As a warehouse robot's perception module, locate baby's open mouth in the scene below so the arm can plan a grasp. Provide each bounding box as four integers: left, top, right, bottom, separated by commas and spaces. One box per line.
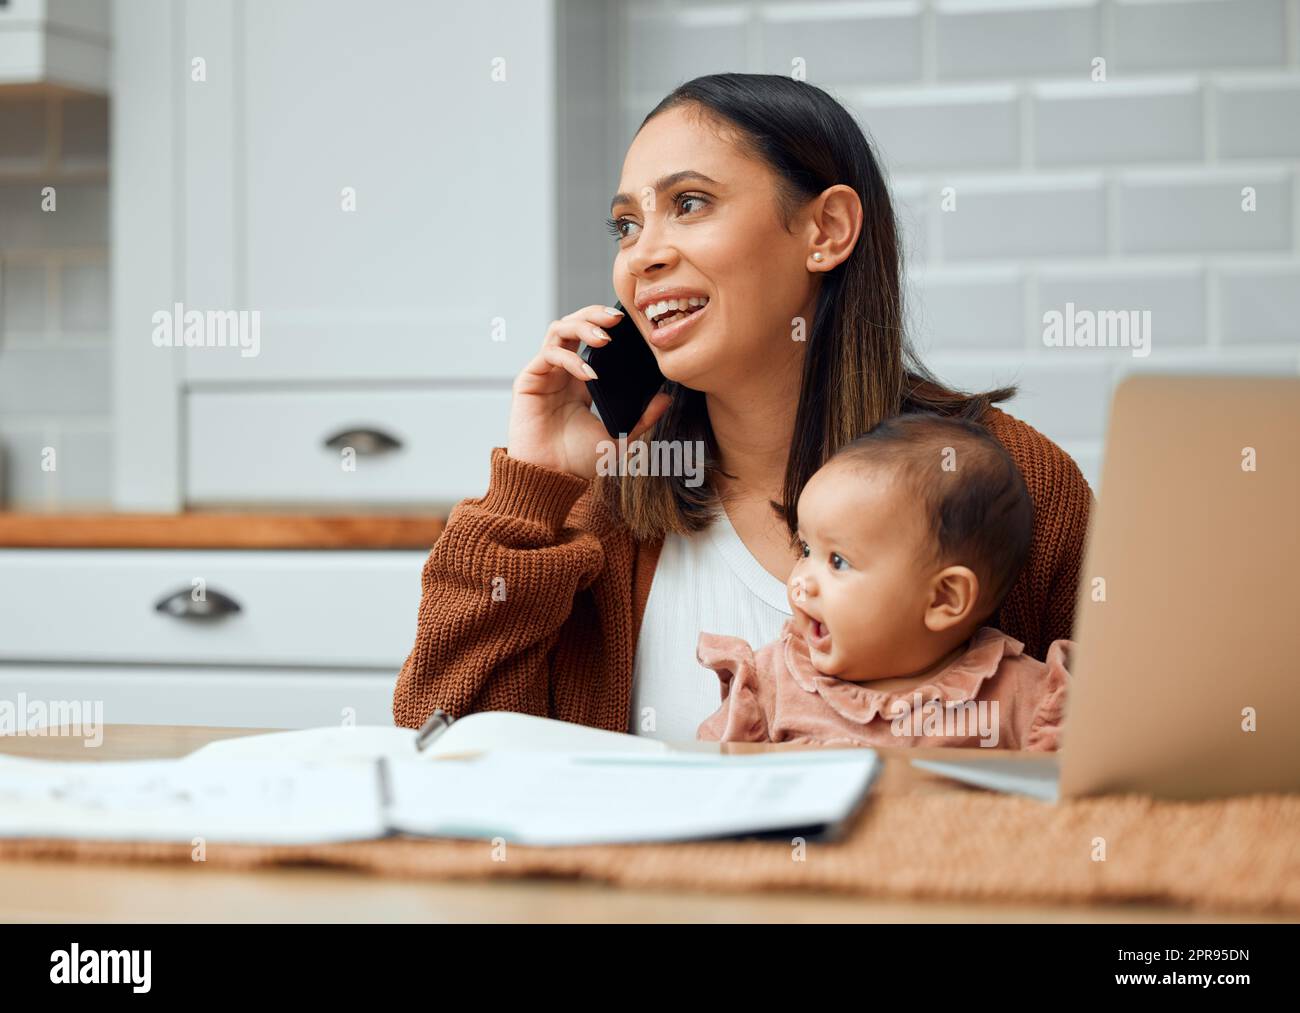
800, 618, 832, 650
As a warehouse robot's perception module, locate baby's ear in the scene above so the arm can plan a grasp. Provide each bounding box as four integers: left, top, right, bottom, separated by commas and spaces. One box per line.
923, 565, 980, 633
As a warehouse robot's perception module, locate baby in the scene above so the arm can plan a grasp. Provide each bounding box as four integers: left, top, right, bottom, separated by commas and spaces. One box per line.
696, 412, 1072, 750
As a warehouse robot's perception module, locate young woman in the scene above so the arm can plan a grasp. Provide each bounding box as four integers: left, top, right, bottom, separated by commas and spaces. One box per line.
393, 74, 1092, 741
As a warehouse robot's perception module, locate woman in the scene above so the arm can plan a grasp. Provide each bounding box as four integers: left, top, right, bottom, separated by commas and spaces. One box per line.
393, 74, 1092, 740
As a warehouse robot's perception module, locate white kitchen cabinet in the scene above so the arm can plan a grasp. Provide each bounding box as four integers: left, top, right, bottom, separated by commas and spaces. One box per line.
0, 664, 399, 728
14, 1, 628, 729
178, 0, 557, 385
0, 548, 427, 668
112, 0, 620, 510
185, 387, 511, 508
0, 546, 427, 727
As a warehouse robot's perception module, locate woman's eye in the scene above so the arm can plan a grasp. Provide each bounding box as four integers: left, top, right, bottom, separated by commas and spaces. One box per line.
677, 193, 708, 215
606, 195, 707, 241
604, 216, 638, 241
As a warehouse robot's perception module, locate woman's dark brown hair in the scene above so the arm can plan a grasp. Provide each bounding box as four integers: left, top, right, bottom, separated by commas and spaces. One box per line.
599, 72, 1015, 541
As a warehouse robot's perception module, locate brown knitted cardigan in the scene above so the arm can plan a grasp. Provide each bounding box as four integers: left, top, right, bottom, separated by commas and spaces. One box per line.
392, 406, 1094, 732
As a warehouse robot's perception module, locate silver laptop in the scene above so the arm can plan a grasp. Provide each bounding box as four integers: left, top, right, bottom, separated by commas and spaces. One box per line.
913, 374, 1300, 801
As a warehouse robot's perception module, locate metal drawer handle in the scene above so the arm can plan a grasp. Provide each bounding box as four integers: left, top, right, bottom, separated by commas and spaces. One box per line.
322, 427, 403, 455
154, 587, 242, 619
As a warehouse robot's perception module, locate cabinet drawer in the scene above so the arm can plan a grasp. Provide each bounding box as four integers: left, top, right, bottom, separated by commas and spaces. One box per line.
0, 664, 398, 729
186, 387, 511, 506
0, 549, 427, 668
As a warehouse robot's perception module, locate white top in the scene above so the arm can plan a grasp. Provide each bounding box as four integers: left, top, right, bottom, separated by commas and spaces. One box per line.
628, 507, 793, 743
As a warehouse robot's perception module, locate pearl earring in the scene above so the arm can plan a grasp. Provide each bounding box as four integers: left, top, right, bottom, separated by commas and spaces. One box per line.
811, 252, 824, 262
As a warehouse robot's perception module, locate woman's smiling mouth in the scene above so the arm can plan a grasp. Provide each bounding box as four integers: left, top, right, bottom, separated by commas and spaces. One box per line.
645, 296, 710, 347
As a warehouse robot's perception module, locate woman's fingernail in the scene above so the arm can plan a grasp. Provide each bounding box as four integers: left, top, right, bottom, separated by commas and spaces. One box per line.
582, 364, 598, 379
604, 306, 623, 316
590, 326, 608, 342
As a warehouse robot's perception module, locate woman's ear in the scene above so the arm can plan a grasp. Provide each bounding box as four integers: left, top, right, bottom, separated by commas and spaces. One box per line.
922, 565, 980, 634
807, 184, 862, 269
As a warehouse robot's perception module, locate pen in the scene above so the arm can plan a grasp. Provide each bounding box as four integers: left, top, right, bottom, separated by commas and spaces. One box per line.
414, 708, 454, 752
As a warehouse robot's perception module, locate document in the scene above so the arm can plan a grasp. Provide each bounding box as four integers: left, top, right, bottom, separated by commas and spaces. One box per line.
0, 713, 881, 846
384, 749, 880, 845
0, 755, 384, 844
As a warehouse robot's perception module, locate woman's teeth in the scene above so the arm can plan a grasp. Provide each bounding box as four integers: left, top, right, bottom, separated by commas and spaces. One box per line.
648, 296, 708, 327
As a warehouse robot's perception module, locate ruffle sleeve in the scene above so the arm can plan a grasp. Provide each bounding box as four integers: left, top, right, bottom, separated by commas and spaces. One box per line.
695, 631, 770, 743
1024, 638, 1075, 752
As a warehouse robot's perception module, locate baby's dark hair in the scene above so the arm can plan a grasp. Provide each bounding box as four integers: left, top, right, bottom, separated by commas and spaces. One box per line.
828, 412, 1035, 621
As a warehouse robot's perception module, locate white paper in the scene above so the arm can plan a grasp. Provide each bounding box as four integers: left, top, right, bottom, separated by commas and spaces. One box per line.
0, 755, 386, 844
427, 712, 671, 757
0, 741, 880, 847
182, 713, 672, 768
384, 748, 881, 845
183, 725, 421, 766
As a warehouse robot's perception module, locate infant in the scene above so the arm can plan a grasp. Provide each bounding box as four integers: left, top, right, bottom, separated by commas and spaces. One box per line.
696, 412, 1072, 750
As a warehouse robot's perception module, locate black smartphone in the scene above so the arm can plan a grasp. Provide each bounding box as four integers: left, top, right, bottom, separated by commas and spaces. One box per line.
579, 300, 667, 439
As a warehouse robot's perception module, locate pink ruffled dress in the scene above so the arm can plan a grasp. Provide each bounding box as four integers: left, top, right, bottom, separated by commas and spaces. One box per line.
696, 618, 1072, 750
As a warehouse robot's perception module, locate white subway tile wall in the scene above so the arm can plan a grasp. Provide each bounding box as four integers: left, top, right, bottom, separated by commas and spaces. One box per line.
1113, 0, 1288, 71
0, 92, 111, 509
622, 0, 1300, 491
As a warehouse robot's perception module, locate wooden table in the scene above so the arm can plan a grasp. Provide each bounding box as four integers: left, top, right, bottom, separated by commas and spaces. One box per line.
0, 725, 1279, 923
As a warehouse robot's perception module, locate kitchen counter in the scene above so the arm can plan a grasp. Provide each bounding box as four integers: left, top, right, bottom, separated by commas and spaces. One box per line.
0, 513, 445, 549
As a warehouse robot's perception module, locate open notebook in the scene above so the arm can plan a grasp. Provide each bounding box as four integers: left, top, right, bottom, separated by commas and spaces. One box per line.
0, 713, 881, 847
182, 710, 675, 765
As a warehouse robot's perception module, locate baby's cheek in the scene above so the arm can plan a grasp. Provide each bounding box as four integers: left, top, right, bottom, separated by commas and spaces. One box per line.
838, 618, 889, 676
830, 588, 870, 636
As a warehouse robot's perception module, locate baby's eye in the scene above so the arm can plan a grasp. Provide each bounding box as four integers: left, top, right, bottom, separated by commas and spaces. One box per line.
798, 540, 810, 558
830, 552, 849, 571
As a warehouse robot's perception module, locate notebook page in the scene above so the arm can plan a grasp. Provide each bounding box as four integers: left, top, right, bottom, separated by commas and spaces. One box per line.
0, 755, 386, 844
183, 725, 420, 766
384, 749, 880, 845
182, 713, 672, 767
427, 712, 672, 756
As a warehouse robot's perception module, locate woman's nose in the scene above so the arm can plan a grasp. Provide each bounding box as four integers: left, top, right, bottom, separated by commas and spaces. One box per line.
625, 219, 678, 277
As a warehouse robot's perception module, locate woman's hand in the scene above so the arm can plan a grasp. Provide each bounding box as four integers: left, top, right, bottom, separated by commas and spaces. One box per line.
506, 304, 673, 479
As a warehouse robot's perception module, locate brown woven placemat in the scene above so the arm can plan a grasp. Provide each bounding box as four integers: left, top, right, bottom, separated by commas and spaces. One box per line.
2, 791, 1297, 914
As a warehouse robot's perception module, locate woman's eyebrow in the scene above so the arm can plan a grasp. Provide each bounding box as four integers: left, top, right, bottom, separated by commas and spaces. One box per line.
609, 170, 721, 214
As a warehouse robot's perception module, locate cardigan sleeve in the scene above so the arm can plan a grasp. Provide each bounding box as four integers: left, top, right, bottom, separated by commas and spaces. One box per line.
1039, 456, 1093, 650
984, 407, 1095, 660
391, 447, 609, 729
